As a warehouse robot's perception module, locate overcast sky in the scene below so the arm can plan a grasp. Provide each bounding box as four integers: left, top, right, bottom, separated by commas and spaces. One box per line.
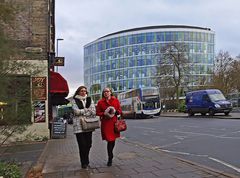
55, 0, 240, 96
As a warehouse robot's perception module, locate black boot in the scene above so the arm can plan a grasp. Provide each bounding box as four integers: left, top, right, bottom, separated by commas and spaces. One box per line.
107, 157, 112, 167
81, 164, 88, 169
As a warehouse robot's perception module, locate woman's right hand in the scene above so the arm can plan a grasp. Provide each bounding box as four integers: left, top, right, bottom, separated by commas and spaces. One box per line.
104, 107, 115, 119
108, 107, 116, 114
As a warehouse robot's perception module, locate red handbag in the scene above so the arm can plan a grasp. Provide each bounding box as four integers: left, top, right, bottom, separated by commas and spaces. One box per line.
114, 116, 127, 133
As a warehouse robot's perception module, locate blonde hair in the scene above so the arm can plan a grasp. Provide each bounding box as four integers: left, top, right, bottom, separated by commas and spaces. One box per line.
101, 87, 113, 98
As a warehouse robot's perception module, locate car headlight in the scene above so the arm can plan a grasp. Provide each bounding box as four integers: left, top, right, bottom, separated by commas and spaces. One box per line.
215, 104, 221, 108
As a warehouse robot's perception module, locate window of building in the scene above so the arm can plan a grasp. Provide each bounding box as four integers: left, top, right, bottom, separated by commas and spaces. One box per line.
111, 60, 116, 69
106, 61, 111, 70
118, 80, 124, 91
141, 44, 147, 55
137, 34, 144, 43
133, 45, 140, 56
111, 38, 118, 48
106, 39, 111, 49
124, 69, 128, 79
119, 58, 124, 68
137, 56, 143, 66
98, 41, 103, 51
129, 57, 134, 67
129, 69, 133, 78
165, 32, 172, 41
146, 56, 152, 65
123, 58, 128, 68
120, 36, 127, 46
146, 33, 154, 43
129, 34, 137, 45
129, 79, 133, 89
1, 75, 31, 125
128, 46, 133, 56
156, 32, 165, 42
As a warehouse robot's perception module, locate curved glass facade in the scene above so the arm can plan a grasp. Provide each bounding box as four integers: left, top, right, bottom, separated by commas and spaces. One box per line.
84, 25, 215, 101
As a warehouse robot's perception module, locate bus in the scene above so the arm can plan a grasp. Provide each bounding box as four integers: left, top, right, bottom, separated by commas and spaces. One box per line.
118, 87, 161, 119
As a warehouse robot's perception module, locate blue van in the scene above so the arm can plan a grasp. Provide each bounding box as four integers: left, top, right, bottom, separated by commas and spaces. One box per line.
186, 89, 232, 116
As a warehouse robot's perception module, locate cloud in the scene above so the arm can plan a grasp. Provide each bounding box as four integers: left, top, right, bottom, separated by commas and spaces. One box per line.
55, 0, 240, 96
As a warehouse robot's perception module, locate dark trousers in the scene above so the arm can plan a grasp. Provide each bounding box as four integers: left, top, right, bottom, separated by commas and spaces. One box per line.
75, 132, 92, 166
107, 141, 115, 160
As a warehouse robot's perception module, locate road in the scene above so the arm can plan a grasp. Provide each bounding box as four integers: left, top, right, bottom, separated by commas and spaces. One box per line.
121, 116, 240, 176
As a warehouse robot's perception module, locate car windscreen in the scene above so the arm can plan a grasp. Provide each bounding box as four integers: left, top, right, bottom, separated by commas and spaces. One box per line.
209, 93, 226, 102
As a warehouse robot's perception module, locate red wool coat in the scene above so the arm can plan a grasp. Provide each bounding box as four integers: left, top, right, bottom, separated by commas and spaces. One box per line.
96, 96, 122, 141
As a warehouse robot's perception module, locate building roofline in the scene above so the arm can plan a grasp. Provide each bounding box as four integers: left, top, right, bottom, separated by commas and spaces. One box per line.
98, 25, 212, 40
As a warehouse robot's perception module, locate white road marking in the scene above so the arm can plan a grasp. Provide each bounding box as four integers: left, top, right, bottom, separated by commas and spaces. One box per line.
160, 141, 181, 148
180, 125, 200, 128
210, 127, 226, 131
159, 148, 240, 173
133, 126, 154, 130
160, 149, 208, 157
170, 130, 240, 139
174, 135, 186, 140
209, 157, 240, 173
150, 130, 162, 134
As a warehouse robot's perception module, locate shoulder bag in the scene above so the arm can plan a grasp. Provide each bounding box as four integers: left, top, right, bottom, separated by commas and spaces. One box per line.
81, 116, 100, 131
114, 115, 127, 133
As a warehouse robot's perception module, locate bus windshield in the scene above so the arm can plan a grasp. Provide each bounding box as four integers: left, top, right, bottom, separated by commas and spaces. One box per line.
142, 88, 159, 96
142, 100, 160, 109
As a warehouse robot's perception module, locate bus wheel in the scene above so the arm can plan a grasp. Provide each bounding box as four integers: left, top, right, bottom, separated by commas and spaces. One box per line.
209, 109, 215, 116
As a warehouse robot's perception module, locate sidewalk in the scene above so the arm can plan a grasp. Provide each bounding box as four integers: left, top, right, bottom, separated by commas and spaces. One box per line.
37, 125, 238, 178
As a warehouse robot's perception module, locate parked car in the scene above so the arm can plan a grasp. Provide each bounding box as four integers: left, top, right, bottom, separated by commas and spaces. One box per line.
186, 89, 232, 116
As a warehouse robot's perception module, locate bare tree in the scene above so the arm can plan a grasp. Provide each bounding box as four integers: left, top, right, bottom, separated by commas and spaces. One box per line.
212, 50, 234, 95
228, 59, 240, 92
157, 42, 190, 108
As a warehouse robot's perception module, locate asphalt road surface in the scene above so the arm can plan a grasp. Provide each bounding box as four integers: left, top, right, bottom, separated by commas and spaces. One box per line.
121, 116, 240, 176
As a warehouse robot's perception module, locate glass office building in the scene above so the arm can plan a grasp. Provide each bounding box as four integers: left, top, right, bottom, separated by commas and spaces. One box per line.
84, 25, 215, 101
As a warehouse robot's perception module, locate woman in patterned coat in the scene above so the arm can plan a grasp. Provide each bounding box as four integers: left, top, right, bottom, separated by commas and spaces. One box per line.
72, 86, 96, 169
96, 87, 122, 166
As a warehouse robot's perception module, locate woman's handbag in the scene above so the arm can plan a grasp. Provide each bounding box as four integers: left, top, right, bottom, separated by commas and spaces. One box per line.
81, 116, 100, 131
114, 115, 127, 133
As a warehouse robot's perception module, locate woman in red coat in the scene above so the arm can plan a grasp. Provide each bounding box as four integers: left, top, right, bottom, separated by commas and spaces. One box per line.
96, 87, 122, 166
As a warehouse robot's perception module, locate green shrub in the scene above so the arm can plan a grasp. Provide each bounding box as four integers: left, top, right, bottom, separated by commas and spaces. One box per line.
0, 162, 21, 178
178, 100, 186, 113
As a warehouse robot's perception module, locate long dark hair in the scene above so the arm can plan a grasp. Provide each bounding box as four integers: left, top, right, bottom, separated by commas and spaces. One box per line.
73, 86, 88, 98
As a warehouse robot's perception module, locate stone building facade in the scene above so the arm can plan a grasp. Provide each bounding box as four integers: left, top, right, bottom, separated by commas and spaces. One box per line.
0, 0, 55, 142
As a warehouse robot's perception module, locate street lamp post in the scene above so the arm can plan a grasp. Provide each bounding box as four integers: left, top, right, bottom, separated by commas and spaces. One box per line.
56, 38, 64, 72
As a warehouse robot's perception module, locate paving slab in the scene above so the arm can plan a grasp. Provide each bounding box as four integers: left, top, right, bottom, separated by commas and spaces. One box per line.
39, 125, 238, 178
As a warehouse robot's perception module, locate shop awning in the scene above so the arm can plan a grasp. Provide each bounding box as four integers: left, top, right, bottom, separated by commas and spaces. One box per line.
50, 71, 69, 95
50, 71, 69, 106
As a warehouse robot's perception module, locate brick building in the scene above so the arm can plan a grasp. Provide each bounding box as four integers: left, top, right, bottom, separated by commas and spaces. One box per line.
0, 0, 68, 142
